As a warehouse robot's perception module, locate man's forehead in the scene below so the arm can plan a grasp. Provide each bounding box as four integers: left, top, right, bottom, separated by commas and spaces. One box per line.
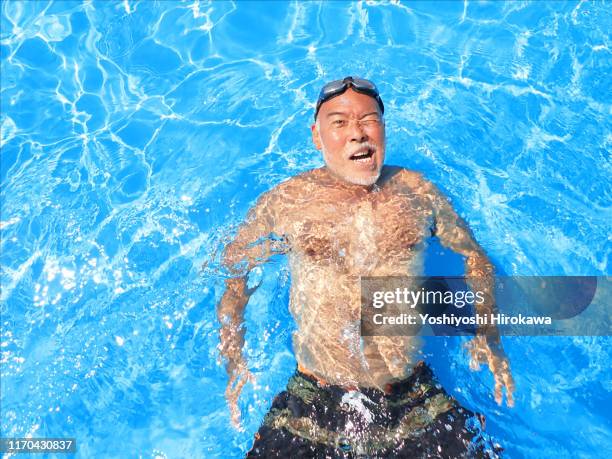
319, 89, 382, 116
325, 110, 380, 118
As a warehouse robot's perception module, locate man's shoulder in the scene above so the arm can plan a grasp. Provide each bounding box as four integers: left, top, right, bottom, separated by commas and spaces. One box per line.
383, 165, 428, 188
263, 168, 323, 195
254, 169, 321, 209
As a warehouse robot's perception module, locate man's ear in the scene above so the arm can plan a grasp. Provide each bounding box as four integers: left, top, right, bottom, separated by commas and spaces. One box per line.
311, 123, 322, 151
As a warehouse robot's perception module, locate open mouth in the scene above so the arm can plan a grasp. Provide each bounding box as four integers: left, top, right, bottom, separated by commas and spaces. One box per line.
349, 148, 375, 163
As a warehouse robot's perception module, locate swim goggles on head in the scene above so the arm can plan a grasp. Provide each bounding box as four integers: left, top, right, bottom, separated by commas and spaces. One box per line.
314, 76, 385, 120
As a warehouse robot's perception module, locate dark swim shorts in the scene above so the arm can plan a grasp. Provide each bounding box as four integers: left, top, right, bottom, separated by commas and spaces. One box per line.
247, 361, 501, 458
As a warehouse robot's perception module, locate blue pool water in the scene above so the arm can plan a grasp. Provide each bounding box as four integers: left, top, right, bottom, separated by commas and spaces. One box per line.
1, 1, 610, 457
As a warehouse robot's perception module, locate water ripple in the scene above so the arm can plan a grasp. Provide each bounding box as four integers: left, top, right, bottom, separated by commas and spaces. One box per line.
1, 1, 610, 457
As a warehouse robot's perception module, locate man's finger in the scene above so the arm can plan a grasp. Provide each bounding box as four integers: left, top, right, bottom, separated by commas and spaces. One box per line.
490, 359, 515, 407
494, 376, 503, 405
225, 376, 236, 399
466, 339, 487, 370
503, 372, 515, 407
225, 368, 255, 430
234, 372, 248, 395
506, 389, 515, 407
226, 382, 243, 430
230, 401, 241, 430
245, 369, 256, 384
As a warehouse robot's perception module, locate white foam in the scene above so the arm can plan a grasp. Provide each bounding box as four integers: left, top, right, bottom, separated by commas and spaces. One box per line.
341, 391, 375, 424
0, 116, 17, 148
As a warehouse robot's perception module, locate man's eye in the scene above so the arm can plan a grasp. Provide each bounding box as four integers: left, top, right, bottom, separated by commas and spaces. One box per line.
332, 119, 347, 126
361, 118, 380, 125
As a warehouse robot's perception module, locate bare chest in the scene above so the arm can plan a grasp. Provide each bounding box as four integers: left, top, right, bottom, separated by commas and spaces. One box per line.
280, 192, 433, 270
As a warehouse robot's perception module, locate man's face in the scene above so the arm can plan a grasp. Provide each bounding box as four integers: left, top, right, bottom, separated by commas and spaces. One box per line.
311, 88, 386, 186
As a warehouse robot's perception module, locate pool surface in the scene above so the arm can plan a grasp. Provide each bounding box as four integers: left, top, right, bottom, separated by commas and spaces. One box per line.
1, 1, 611, 457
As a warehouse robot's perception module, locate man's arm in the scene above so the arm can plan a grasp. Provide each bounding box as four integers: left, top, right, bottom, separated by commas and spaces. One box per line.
217, 275, 255, 429
217, 276, 253, 374
423, 179, 496, 332
421, 176, 515, 407
217, 191, 281, 427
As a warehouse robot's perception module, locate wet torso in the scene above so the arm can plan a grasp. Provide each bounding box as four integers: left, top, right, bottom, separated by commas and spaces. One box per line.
269, 166, 437, 389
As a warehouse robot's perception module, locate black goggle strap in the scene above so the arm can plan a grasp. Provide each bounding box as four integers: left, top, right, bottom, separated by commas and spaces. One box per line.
320, 77, 377, 99
315, 81, 384, 120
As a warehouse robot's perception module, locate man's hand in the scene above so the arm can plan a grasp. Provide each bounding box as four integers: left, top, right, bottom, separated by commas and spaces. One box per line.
225, 359, 255, 430
465, 335, 515, 407
217, 277, 260, 429
219, 320, 256, 430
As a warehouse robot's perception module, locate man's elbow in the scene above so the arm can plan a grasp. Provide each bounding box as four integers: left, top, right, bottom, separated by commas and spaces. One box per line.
466, 253, 494, 276
218, 276, 249, 319
222, 243, 249, 277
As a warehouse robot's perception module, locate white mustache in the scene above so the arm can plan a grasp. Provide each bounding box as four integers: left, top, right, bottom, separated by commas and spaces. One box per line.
344, 142, 378, 159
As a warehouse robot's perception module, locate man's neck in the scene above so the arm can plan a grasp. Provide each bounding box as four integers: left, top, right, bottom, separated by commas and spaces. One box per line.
319, 166, 383, 194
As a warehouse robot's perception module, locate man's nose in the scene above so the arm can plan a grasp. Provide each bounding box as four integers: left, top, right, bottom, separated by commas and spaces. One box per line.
348, 120, 368, 142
